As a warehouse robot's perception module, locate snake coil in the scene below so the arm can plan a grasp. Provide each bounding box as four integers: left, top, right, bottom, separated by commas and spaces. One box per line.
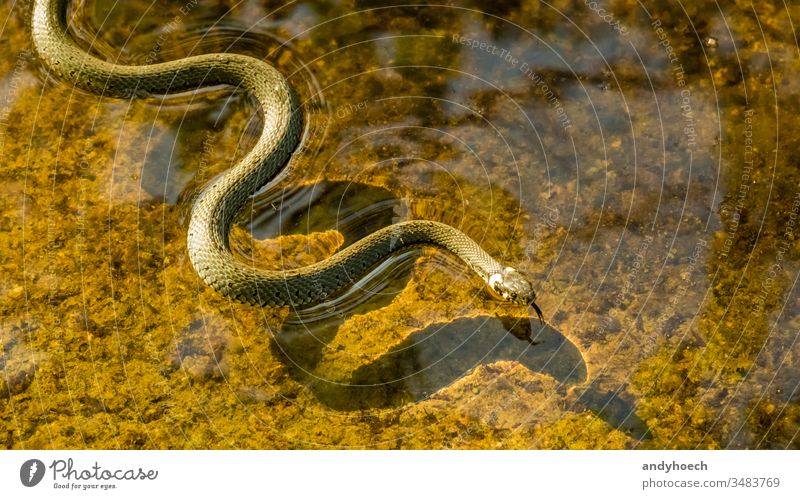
31, 0, 542, 320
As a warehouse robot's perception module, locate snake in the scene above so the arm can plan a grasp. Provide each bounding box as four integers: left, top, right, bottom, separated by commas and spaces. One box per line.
30, 0, 543, 321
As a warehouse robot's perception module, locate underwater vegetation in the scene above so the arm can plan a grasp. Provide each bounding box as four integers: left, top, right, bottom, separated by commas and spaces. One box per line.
1, 0, 799, 449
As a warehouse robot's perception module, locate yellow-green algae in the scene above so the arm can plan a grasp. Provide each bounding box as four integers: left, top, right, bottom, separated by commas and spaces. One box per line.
629, 0, 800, 449
1, 0, 799, 449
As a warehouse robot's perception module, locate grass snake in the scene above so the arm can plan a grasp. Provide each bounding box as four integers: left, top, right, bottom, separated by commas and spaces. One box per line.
31, 0, 543, 320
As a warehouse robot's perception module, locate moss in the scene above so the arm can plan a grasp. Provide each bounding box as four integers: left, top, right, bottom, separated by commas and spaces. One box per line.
748, 399, 800, 449
2, 0, 799, 449
535, 413, 632, 450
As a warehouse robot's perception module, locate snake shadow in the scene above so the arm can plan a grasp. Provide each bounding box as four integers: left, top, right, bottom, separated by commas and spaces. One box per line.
273, 312, 587, 411
256, 183, 589, 413
248, 180, 643, 435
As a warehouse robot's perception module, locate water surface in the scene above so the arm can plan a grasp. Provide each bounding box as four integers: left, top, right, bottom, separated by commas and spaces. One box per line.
1, 0, 799, 449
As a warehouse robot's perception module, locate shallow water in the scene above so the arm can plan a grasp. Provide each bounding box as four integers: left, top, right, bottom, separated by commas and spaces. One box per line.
1, 0, 799, 449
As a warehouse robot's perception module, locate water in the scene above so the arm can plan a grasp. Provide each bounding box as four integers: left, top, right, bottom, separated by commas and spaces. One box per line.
1, 0, 798, 449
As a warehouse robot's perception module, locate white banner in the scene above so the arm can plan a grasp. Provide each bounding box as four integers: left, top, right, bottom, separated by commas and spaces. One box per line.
1, 450, 798, 498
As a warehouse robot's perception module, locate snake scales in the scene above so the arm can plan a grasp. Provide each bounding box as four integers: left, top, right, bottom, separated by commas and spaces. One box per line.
31, 0, 542, 319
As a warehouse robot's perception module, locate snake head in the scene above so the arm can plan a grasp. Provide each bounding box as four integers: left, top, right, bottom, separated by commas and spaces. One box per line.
488, 267, 544, 324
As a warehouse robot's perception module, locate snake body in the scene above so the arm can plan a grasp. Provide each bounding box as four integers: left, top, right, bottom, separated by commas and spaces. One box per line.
31, 0, 541, 317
